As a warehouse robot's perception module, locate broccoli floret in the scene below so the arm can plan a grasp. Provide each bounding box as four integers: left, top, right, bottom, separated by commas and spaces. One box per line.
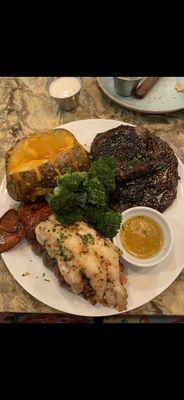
56, 208, 85, 225
49, 191, 77, 214
84, 206, 121, 239
57, 171, 87, 192
83, 176, 107, 207
95, 210, 122, 239
84, 205, 107, 225
75, 192, 88, 208
89, 156, 117, 193
48, 194, 62, 214
47, 156, 121, 239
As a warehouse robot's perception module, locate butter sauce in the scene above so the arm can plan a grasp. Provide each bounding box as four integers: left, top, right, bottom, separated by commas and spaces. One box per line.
120, 215, 163, 259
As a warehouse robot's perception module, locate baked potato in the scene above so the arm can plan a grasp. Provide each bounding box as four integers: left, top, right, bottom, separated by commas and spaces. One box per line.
6, 129, 90, 202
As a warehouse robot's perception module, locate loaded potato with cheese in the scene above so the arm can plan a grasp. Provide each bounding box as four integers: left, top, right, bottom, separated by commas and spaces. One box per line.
6, 129, 90, 202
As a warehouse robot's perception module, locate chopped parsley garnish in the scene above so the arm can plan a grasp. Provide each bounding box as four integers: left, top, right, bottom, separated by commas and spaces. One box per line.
60, 233, 68, 241
56, 233, 68, 245
57, 246, 70, 261
82, 233, 95, 246
156, 160, 167, 171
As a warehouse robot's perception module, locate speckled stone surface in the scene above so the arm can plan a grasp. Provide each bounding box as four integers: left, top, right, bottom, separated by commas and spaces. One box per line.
0, 77, 184, 315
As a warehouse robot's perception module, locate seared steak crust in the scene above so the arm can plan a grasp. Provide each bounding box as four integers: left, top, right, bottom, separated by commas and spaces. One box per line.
90, 125, 179, 213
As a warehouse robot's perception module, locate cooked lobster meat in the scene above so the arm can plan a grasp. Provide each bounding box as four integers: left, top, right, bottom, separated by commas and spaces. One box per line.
35, 216, 127, 311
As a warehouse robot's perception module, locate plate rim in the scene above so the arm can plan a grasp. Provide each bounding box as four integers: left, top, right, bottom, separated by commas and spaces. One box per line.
1, 118, 184, 317
97, 77, 184, 114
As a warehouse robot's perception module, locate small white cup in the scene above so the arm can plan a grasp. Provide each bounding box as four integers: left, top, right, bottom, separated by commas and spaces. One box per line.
114, 206, 173, 268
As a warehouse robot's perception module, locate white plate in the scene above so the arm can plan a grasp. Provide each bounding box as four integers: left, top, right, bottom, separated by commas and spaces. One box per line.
1, 119, 184, 317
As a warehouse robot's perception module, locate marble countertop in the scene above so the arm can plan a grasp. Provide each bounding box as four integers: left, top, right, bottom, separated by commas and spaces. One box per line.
0, 76, 184, 316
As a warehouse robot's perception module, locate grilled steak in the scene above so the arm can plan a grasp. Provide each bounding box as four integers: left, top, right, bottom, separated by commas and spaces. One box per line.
90, 125, 179, 213
91, 125, 150, 183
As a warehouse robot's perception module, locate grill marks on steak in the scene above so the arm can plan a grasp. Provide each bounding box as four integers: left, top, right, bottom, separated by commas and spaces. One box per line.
90, 125, 179, 213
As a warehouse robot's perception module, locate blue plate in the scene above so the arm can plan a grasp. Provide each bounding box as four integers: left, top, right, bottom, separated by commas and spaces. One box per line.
97, 77, 184, 114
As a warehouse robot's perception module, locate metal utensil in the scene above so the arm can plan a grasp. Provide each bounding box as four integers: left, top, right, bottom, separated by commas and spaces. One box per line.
114, 76, 142, 97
